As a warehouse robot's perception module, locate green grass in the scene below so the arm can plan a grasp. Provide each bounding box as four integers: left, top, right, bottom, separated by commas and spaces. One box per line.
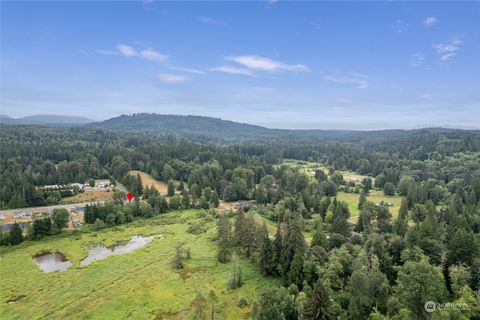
336, 190, 403, 222
0, 210, 279, 320
280, 159, 329, 178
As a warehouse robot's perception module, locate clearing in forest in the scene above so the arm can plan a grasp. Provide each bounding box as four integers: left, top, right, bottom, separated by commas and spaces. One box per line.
129, 170, 170, 195
62, 189, 113, 204
337, 190, 403, 222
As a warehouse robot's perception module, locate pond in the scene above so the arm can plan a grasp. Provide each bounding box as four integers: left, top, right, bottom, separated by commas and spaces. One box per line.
33, 251, 72, 272
80, 234, 163, 266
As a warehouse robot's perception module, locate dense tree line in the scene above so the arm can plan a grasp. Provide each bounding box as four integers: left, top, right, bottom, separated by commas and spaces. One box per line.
1, 124, 480, 319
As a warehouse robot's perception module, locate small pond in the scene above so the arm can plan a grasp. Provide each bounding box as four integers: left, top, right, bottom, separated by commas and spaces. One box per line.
33, 251, 72, 272
80, 234, 163, 266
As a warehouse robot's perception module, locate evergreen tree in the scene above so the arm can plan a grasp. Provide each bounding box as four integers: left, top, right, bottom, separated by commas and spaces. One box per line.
142, 185, 150, 200
9, 222, 23, 245
311, 227, 328, 249
398, 197, 408, 220
446, 227, 478, 266
303, 279, 334, 320
52, 208, 69, 229
182, 189, 190, 209
167, 180, 175, 197
217, 214, 231, 263
172, 242, 187, 269
255, 184, 267, 205
375, 203, 392, 233
228, 255, 243, 289
281, 218, 305, 282
191, 292, 207, 320
199, 195, 209, 209
28, 218, 52, 239
288, 248, 305, 288
362, 178, 372, 194
134, 173, 143, 197
191, 183, 201, 200
234, 208, 247, 245
258, 223, 275, 275
242, 213, 257, 257
358, 189, 367, 210
272, 223, 284, 275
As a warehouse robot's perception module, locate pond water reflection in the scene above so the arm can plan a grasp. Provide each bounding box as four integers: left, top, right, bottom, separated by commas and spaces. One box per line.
80, 234, 163, 266
33, 251, 72, 272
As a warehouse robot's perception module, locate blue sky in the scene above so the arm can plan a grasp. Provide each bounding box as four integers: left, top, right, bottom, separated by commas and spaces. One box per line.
1, 1, 479, 129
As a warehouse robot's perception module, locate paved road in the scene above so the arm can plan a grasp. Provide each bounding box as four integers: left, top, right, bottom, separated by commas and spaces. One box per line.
0, 201, 104, 216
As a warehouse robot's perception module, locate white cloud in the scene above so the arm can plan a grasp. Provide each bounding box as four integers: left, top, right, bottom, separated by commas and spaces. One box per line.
211, 65, 256, 77
226, 55, 309, 73
423, 16, 438, 27
434, 38, 463, 61
157, 73, 191, 84
97, 49, 119, 56
113, 44, 169, 63
170, 66, 205, 74
390, 20, 408, 33
325, 74, 369, 89
410, 53, 425, 67
117, 44, 137, 57
197, 16, 228, 27
420, 93, 431, 98
139, 48, 169, 62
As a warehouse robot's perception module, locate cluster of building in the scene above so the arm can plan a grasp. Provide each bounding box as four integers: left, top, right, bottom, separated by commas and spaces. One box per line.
0, 206, 85, 233
38, 180, 111, 192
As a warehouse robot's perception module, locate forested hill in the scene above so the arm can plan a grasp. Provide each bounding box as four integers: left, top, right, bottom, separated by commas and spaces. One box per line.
0, 114, 93, 126
86, 113, 475, 141
87, 113, 278, 140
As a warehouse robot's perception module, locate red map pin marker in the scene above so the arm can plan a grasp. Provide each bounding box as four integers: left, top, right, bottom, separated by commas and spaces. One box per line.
127, 192, 133, 202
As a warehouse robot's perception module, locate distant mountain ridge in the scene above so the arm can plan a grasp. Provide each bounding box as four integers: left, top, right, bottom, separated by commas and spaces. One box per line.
0, 114, 93, 126
86, 113, 476, 141
87, 113, 282, 139
3, 113, 477, 141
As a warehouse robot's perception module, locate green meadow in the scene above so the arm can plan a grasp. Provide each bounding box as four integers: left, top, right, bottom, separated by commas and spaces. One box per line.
336, 190, 403, 222
281, 159, 403, 223
0, 210, 278, 320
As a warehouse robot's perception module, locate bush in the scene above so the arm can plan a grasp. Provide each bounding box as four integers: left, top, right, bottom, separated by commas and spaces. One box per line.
237, 297, 249, 308
383, 182, 396, 196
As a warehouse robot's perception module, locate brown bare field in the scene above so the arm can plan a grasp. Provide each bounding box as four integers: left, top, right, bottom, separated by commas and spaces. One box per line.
63, 189, 113, 203
0, 213, 30, 225
218, 201, 233, 212
128, 170, 171, 195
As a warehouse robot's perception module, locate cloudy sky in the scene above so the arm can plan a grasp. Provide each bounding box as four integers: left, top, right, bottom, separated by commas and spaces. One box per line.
1, 1, 479, 129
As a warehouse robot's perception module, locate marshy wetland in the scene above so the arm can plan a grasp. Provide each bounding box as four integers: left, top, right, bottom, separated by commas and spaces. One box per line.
0, 209, 278, 319
33, 251, 72, 272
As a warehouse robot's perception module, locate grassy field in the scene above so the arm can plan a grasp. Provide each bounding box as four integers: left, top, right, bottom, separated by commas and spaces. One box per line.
281, 159, 329, 177
281, 160, 400, 223
282, 159, 374, 183
129, 170, 171, 196
337, 190, 403, 222
0, 210, 279, 320
62, 189, 113, 204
